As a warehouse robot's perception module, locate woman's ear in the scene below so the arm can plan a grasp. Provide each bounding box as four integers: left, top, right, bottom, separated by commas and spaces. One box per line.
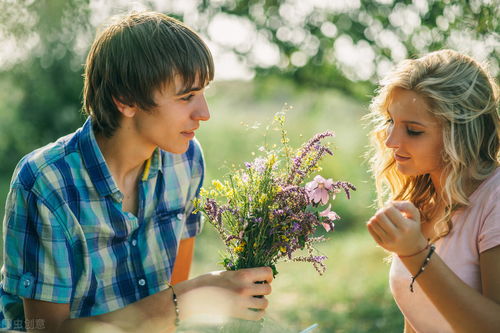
113, 97, 137, 118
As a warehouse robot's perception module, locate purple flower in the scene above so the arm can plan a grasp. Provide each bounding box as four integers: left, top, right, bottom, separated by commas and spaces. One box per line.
241, 173, 249, 182
204, 199, 221, 223
306, 175, 334, 204
287, 131, 334, 184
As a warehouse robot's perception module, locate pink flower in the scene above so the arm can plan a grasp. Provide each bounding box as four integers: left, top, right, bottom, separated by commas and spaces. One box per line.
321, 222, 333, 232
305, 175, 334, 204
319, 204, 340, 232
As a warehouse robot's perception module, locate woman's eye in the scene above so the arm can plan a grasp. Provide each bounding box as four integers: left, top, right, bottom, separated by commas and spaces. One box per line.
407, 129, 423, 136
180, 94, 194, 101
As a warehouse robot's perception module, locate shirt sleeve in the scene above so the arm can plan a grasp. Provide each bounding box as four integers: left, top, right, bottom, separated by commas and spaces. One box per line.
2, 185, 73, 303
478, 189, 500, 253
181, 140, 205, 239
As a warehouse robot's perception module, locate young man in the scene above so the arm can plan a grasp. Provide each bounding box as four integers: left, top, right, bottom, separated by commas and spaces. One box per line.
0, 11, 272, 332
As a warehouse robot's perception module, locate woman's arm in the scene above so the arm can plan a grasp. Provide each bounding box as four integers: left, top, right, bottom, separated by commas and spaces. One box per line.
367, 201, 500, 333
398, 246, 500, 333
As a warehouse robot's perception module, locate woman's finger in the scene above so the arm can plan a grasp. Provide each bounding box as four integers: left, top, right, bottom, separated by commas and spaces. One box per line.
367, 220, 383, 244
392, 201, 420, 222
375, 211, 399, 238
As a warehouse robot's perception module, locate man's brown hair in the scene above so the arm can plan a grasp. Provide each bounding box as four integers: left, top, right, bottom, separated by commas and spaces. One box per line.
83, 11, 214, 137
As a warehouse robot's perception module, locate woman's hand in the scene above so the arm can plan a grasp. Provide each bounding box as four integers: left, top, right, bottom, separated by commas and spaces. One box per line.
174, 266, 273, 322
367, 201, 428, 256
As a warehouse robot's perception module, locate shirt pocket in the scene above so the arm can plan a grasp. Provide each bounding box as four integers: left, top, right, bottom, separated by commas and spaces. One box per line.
150, 207, 185, 238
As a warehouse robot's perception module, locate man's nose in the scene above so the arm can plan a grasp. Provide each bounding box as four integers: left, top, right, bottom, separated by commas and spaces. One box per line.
193, 95, 210, 122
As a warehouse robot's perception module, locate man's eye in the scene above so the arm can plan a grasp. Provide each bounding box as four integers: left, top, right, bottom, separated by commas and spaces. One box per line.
180, 94, 194, 101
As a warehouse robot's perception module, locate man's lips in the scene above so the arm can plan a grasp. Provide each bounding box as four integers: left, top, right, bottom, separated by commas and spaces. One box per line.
394, 153, 410, 162
181, 128, 198, 138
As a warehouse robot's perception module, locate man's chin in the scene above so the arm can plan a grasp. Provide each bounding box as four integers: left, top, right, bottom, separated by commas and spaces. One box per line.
161, 143, 190, 155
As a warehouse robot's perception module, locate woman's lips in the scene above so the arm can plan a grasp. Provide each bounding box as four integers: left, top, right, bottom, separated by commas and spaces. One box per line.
394, 153, 410, 162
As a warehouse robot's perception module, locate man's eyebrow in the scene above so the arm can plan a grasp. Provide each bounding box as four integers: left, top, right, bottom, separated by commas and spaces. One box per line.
176, 86, 204, 96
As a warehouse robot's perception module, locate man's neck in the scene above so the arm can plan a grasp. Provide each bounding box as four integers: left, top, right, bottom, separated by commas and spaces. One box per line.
94, 125, 154, 187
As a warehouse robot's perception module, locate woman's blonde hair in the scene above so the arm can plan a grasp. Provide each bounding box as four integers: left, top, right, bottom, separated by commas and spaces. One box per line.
367, 49, 499, 240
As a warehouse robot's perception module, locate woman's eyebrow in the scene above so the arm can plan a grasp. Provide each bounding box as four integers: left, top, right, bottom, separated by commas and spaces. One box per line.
386, 110, 428, 127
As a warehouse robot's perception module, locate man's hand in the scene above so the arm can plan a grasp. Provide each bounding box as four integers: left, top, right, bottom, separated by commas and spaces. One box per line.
175, 266, 273, 322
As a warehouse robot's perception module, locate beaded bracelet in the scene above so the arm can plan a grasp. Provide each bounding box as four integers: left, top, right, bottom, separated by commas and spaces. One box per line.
410, 244, 435, 293
171, 286, 180, 327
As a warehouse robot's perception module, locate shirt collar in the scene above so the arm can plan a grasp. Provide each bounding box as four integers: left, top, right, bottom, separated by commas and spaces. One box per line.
142, 147, 162, 181
78, 118, 122, 200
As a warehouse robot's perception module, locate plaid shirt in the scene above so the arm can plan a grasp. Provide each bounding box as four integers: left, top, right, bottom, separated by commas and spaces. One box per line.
0, 118, 204, 328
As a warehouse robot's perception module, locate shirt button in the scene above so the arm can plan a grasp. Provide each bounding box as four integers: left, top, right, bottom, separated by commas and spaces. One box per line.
23, 279, 31, 288
138, 279, 146, 286
176, 213, 184, 220
131, 239, 137, 247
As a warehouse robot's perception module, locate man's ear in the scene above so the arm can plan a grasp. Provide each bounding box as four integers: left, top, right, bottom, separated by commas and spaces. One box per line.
113, 97, 137, 118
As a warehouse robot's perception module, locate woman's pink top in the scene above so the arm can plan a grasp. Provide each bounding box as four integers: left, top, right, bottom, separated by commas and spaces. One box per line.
389, 168, 500, 333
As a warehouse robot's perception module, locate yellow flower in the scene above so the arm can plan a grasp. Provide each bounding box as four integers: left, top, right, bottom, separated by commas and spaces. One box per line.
234, 241, 246, 253
258, 193, 267, 204
212, 180, 224, 191
268, 154, 277, 166
192, 198, 200, 211
280, 246, 287, 253
199, 188, 208, 197
281, 235, 289, 242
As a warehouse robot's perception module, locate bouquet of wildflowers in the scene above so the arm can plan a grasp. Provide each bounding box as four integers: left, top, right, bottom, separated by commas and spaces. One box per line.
194, 110, 355, 277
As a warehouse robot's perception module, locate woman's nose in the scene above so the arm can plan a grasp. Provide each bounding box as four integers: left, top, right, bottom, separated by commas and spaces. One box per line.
384, 127, 399, 149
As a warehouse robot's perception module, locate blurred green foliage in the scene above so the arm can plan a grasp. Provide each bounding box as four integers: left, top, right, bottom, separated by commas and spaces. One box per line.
200, 0, 498, 98
0, 0, 497, 174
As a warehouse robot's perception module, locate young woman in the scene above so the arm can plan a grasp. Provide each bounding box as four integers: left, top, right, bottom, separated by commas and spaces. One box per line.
366, 49, 500, 333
